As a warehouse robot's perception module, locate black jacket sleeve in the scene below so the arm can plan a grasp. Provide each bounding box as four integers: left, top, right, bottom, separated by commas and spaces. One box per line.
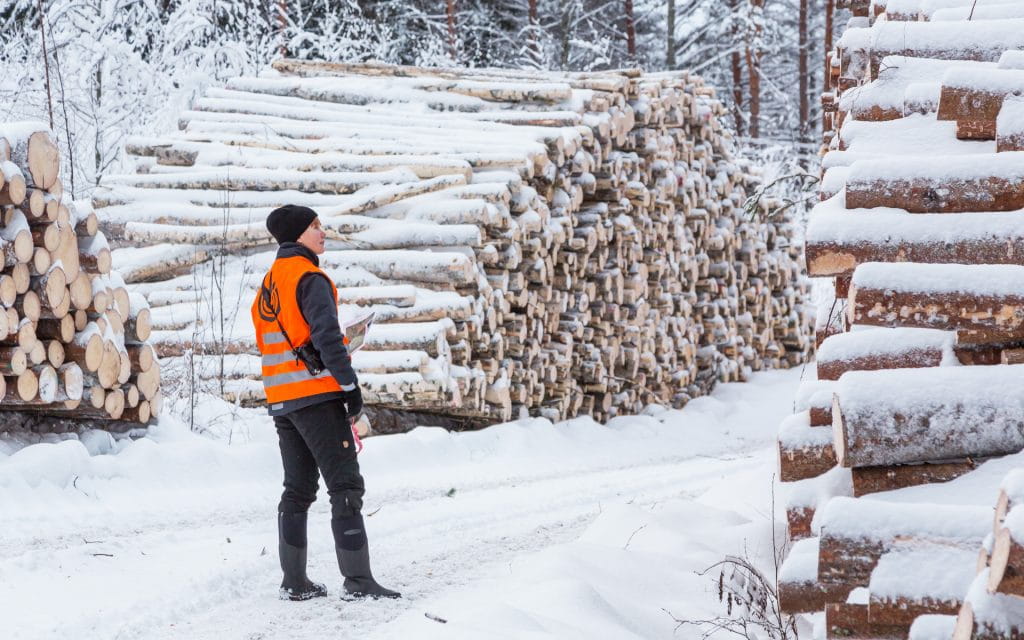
296, 273, 359, 391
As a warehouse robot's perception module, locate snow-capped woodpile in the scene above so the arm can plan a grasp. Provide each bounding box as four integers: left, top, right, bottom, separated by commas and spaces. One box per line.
0, 123, 161, 431
91, 60, 812, 428
779, 1, 1024, 637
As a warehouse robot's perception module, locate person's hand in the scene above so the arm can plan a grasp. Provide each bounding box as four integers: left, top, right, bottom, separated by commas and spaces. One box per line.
343, 386, 363, 419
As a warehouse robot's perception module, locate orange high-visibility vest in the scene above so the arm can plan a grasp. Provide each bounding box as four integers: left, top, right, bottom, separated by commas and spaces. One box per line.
252, 256, 342, 404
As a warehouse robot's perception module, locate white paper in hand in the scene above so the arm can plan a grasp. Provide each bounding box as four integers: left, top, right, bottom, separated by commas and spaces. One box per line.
342, 311, 374, 354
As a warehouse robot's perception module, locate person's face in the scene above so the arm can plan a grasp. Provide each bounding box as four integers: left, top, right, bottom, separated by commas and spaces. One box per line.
297, 217, 326, 255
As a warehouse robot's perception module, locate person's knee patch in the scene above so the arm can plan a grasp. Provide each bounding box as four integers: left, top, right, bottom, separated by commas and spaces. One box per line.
279, 511, 308, 547
331, 513, 367, 551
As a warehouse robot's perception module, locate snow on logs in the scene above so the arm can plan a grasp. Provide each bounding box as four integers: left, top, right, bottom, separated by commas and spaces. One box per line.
786, 6, 1024, 635
848, 262, 1024, 342
998, 96, 1024, 153
838, 18, 1024, 80
91, 61, 811, 425
938, 68, 1024, 140
815, 327, 956, 381
832, 365, 1024, 468
943, 468, 1024, 637
804, 201, 1024, 279
0, 123, 159, 430
954, 573, 1024, 640
867, 545, 978, 628
845, 153, 1024, 213
817, 497, 989, 596
778, 410, 836, 482
779, 537, 849, 614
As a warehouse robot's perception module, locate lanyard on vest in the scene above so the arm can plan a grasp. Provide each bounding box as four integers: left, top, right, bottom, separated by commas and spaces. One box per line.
260, 280, 325, 376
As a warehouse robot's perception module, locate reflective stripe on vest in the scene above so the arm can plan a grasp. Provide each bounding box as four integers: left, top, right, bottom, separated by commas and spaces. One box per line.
251, 256, 343, 405
262, 331, 287, 345
264, 368, 334, 388
261, 351, 298, 367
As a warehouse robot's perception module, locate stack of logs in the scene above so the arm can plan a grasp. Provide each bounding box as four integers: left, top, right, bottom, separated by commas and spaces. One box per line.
778, 0, 1024, 637
958, 468, 1024, 639
0, 123, 161, 431
92, 61, 812, 429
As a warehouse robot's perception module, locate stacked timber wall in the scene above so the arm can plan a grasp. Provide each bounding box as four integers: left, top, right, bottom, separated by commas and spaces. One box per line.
780, 1, 1024, 637
93, 61, 812, 430
0, 123, 161, 433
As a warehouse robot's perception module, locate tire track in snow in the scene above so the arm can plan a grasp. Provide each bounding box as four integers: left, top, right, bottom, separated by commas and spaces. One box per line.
14, 453, 761, 640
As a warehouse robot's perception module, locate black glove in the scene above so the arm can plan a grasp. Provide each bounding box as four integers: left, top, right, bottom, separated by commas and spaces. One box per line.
343, 386, 363, 419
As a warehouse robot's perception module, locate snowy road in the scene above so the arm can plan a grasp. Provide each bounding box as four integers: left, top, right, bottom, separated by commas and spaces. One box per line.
0, 368, 804, 640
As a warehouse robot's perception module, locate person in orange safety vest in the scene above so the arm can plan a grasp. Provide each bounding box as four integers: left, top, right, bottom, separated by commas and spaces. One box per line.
252, 204, 400, 601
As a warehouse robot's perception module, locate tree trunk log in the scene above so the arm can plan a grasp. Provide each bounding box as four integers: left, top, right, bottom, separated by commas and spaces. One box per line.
834, 366, 1024, 468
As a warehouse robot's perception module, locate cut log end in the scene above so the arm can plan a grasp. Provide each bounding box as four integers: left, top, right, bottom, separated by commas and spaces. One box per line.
27, 131, 60, 190
16, 368, 38, 402
60, 362, 84, 402
104, 388, 126, 419
989, 527, 1013, 593
832, 393, 848, 467
952, 601, 974, 640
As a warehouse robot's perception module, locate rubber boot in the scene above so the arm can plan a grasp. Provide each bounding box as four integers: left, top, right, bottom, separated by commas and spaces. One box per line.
279, 512, 328, 601
332, 513, 401, 599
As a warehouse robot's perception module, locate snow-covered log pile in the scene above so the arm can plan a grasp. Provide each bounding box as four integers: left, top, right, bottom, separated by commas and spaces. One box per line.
953, 469, 1024, 639
91, 60, 812, 427
779, 2, 1024, 635
0, 123, 161, 432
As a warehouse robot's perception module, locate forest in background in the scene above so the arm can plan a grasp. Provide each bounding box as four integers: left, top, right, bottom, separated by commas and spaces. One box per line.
0, 0, 831, 198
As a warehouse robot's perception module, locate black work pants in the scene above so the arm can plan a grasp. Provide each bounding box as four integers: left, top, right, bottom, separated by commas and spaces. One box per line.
275, 398, 365, 519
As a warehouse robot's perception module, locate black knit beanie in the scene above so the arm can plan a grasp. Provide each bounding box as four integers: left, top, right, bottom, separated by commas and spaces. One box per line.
267, 205, 318, 244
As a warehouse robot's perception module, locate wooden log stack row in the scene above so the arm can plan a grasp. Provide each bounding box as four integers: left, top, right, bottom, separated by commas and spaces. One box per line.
91, 61, 812, 428
778, 1, 1024, 636
951, 468, 1024, 639
0, 123, 161, 432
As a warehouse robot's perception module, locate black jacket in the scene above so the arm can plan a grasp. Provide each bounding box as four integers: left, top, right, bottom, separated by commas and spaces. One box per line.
267, 243, 359, 416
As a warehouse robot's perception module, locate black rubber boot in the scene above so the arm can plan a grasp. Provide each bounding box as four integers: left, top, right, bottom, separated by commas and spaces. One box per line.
332, 513, 401, 599
279, 512, 328, 601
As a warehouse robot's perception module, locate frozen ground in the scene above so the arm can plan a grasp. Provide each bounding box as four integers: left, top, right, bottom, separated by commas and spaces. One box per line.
0, 367, 807, 640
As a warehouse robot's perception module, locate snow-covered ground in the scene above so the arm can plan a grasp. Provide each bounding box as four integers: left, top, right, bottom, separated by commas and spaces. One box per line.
0, 367, 808, 640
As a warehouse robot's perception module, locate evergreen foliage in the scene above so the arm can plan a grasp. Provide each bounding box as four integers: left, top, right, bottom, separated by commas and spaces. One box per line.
0, 0, 826, 197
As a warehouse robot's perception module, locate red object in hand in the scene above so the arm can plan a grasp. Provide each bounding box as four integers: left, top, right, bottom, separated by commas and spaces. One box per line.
350, 417, 364, 453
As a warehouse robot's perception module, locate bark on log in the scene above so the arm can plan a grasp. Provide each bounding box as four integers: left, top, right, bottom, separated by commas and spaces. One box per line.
845, 156, 1024, 213
849, 263, 1024, 341
816, 328, 951, 381
787, 505, 815, 540
779, 412, 836, 482
826, 603, 882, 639
852, 459, 983, 497
805, 212, 1024, 279
779, 440, 837, 481
779, 579, 845, 614
937, 70, 1024, 142
817, 498, 988, 594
